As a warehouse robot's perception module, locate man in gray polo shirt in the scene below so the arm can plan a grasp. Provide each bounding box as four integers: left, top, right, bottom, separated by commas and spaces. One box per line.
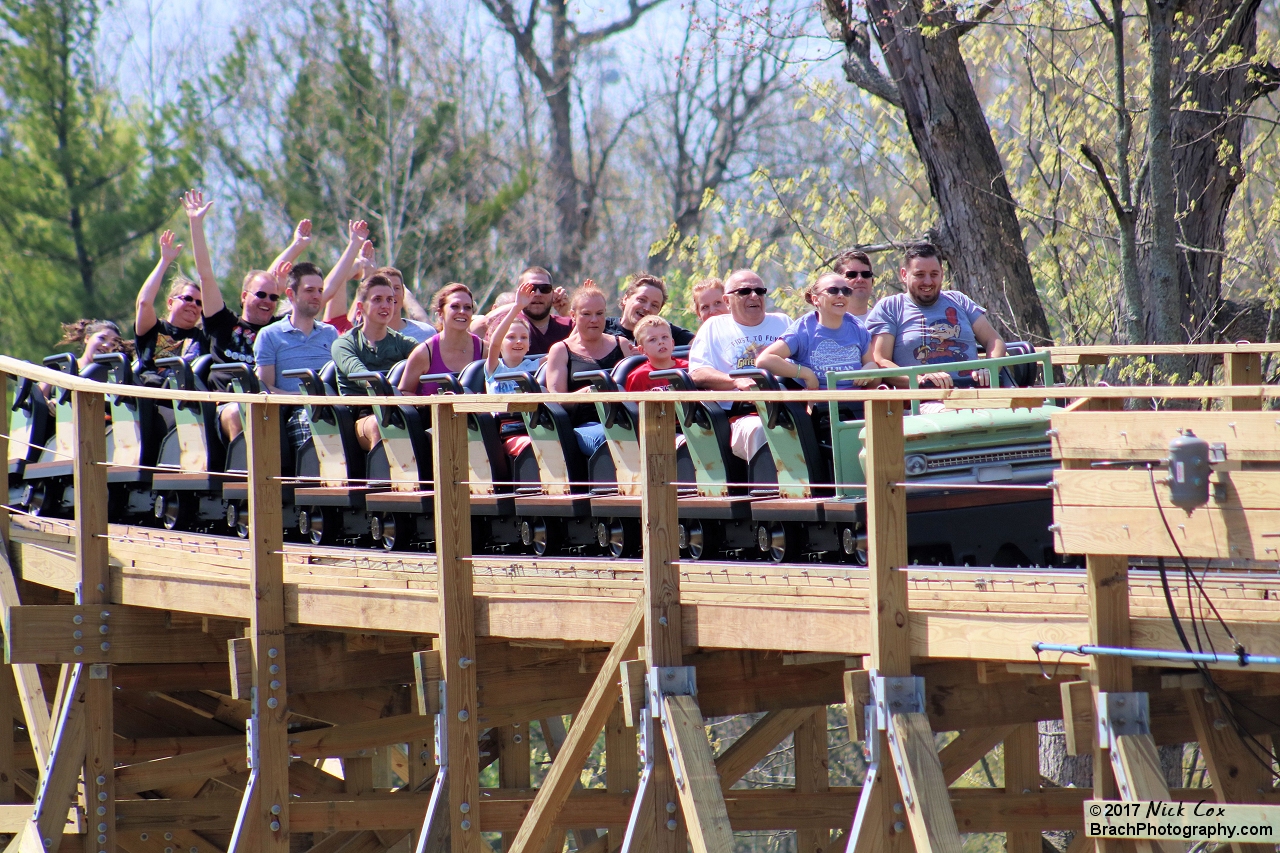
254, 262, 339, 447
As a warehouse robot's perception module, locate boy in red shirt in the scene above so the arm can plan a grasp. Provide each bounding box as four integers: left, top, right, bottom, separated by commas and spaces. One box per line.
625, 315, 689, 392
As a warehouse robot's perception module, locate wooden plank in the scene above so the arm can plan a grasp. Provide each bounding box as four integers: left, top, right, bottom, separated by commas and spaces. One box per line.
227, 631, 425, 698
1225, 352, 1263, 412
662, 693, 733, 853
714, 707, 812, 790
1184, 687, 1273, 853
795, 707, 830, 853
231, 402, 289, 853
1051, 411, 1280, 461
638, 399, 683, 853
5, 604, 230, 664
506, 603, 642, 853
1054, 467, 1280, 511
1003, 724, 1040, 853
499, 723, 531, 852
1110, 733, 1183, 853
432, 400, 481, 853
1056, 502, 1280, 560
0, 668, 14, 803
619, 659, 646, 727
1088, 554, 1131, 853
1060, 681, 1095, 757
0, 532, 52, 773
886, 711, 964, 853
18, 664, 85, 853
937, 726, 1015, 786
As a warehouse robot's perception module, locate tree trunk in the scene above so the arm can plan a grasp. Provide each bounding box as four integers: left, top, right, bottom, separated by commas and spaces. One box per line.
862, 0, 1052, 346
1141, 0, 1182, 350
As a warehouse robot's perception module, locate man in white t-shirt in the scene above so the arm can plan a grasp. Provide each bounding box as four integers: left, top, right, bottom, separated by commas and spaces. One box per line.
689, 269, 792, 462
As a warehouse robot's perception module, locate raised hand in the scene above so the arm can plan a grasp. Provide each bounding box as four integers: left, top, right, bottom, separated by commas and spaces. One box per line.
271, 260, 293, 287
182, 190, 213, 221
551, 286, 569, 314
159, 229, 184, 263
348, 220, 370, 244
293, 219, 313, 247
356, 239, 375, 271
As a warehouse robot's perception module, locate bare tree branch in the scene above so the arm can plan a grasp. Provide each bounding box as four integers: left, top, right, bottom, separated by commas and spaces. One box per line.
952, 0, 1006, 37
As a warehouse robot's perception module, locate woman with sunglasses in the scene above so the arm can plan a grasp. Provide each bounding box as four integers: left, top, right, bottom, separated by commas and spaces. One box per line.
755, 272, 876, 390
134, 229, 210, 379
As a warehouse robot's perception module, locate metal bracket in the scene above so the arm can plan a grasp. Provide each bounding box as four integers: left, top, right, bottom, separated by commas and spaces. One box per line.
862, 703, 880, 765
1096, 691, 1150, 744
1209, 443, 1228, 465
434, 681, 448, 768
619, 705, 656, 853
245, 717, 258, 771
647, 665, 696, 723
871, 673, 926, 722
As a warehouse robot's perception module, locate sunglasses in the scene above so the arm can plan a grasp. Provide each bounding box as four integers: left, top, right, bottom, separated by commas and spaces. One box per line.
530, 284, 554, 294
173, 294, 203, 306
843, 270, 875, 280
252, 291, 280, 302
730, 287, 768, 297
822, 286, 856, 297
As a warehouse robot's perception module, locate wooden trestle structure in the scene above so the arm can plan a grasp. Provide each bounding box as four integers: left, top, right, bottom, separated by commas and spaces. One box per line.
1, 347, 1279, 853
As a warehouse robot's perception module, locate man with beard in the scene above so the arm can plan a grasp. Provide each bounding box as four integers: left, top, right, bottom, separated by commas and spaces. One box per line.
515, 267, 574, 355
866, 241, 1005, 389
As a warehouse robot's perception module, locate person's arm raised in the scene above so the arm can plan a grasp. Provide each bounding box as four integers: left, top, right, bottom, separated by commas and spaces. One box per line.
322, 221, 368, 311
269, 219, 313, 272
181, 190, 223, 317
486, 284, 536, 374
136, 229, 184, 336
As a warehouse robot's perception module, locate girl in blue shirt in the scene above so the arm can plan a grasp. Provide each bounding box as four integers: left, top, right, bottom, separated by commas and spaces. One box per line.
756, 273, 877, 389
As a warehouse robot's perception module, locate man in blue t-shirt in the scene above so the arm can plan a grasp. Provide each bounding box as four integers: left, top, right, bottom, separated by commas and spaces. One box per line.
865, 242, 1005, 387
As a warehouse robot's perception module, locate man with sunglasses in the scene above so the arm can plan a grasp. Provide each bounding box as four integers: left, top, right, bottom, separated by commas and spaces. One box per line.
831, 249, 877, 322
688, 269, 792, 462
515, 266, 573, 355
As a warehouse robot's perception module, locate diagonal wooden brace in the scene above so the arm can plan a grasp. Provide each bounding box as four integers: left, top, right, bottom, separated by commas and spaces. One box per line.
1096, 691, 1183, 853
14, 663, 85, 853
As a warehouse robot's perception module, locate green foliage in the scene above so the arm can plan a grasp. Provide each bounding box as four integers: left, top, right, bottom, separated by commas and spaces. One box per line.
0, 0, 201, 359
203, 0, 530, 297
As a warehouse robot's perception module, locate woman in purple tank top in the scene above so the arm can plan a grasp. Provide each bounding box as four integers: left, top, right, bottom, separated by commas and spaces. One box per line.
398, 283, 486, 395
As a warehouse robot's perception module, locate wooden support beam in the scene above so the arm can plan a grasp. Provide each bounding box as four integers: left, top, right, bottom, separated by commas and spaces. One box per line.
605, 705, 636, 851
75, 388, 114, 853
1003, 724, 1041, 853
1087, 554, 1131, 853
539, 714, 600, 852
1224, 352, 1263, 412
937, 727, 1015, 786
1060, 681, 1095, 757
0, 668, 14, 803
431, 400, 480, 853
228, 632, 427, 699
228, 402, 288, 853
886, 709, 964, 853
852, 398, 911, 853
6, 604, 230, 664
795, 707, 831, 853
506, 603, 642, 853
0, 525, 52, 773
499, 723, 531, 852
17, 663, 85, 853
1109, 732, 1182, 853
661, 693, 733, 853
638, 399, 683, 852
1184, 687, 1272, 853
715, 707, 812, 790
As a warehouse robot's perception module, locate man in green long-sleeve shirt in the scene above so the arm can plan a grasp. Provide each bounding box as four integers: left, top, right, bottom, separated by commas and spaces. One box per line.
331, 273, 418, 449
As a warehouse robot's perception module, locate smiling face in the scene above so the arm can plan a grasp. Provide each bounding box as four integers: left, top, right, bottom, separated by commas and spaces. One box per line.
723, 270, 767, 326
902, 256, 945, 306
439, 291, 475, 333
290, 274, 326, 320
501, 319, 531, 363
620, 284, 665, 330
167, 283, 204, 329
572, 293, 608, 340
811, 272, 855, 320
241, 272, 280, 325
694, 286, 728, 324
835, 258, 875, 302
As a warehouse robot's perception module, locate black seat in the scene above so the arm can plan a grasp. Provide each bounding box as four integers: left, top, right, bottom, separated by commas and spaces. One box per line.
458, 360, 487, 394
650, 368, 746, 487
350, 369, 433, 484
283, 364, 366, 482
156, 354, 226, 471
94, 353, 161, 469
730, 368, 831, 490
611, 354, 649, 390
8, 377, 52, 471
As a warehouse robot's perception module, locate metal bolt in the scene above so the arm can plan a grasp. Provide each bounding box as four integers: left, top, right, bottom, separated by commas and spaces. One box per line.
101, 642, 110, 651
894, 821, 906, 833
96, 806, 106, 816
96, 775, 106, 785
73, 630, 82, 640
268, 648, 278, 658
269, 664, 279, 675
140, 834, 148, 841
1116, 696, 1126, 706
460, 820, 471, 831
98, 835, 106, 844
658, 616, 668, 626
269, 820, 281, 832
892, 802, 904, 815
98, 823, 106, 832
74, 646, 83, 655
420, 750, 431, 760
98, 791, 108, 801
666, 801, 677, 814
459, 657, 473, 668
165, 834, 174, 841
270, 804, 281, 816
266, 697, 278, 709
270, 680, 281, 690
666, 819, 678, 831
460, 802, 471, 814
1213, 718, 1227, 731
458, 709, 469, 721
99, 625, 109, 634
73, 615, 83, 624
100, 611, 110, 619
513, 734, 522, 743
